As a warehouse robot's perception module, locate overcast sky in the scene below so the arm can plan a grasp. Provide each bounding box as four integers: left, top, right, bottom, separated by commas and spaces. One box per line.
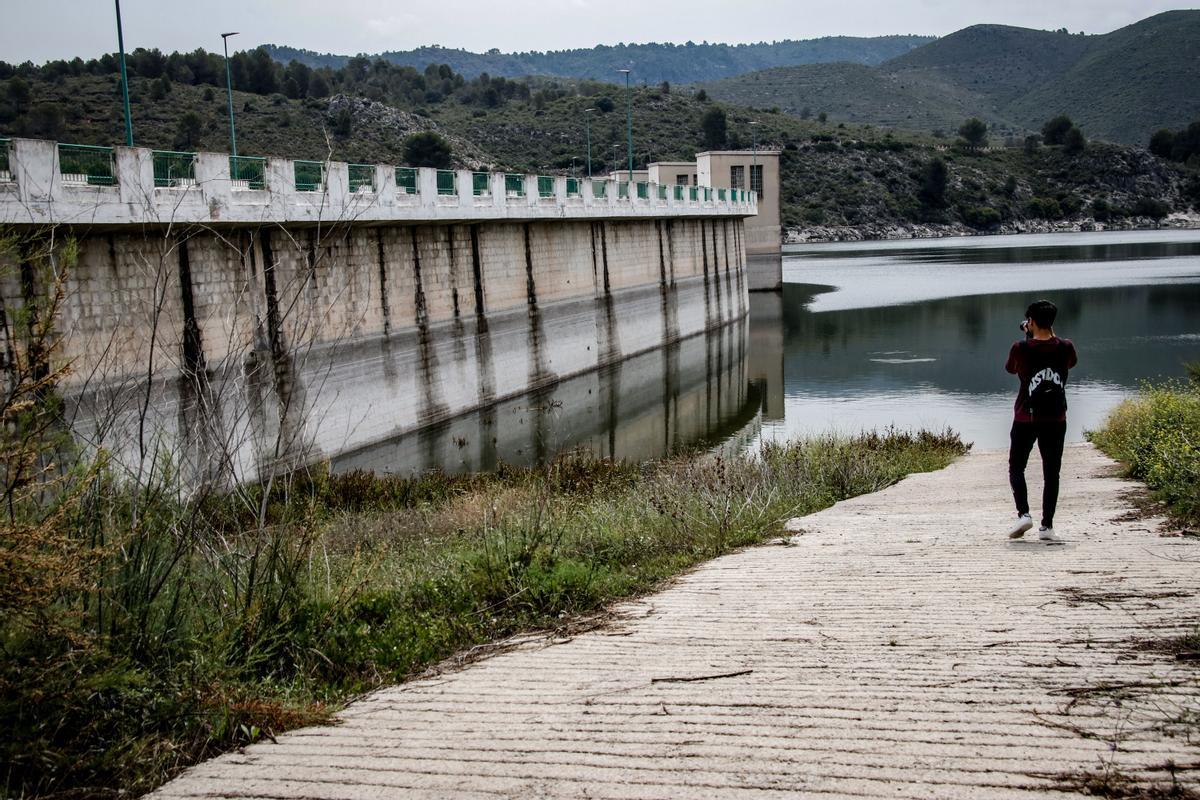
0, 0, 1191, 64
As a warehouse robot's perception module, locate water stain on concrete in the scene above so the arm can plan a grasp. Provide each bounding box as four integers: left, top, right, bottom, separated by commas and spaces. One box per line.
468, 225, 496, 406
410, 226, 449, 426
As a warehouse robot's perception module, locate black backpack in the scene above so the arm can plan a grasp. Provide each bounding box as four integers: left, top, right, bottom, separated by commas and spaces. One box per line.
1022, 339, 1068, 419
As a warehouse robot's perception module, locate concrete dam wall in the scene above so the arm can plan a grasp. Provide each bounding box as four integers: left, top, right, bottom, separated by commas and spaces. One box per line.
1, 140, 753, 481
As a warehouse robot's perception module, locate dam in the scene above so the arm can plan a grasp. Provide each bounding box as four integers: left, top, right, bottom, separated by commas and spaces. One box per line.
0, 137, 759, 481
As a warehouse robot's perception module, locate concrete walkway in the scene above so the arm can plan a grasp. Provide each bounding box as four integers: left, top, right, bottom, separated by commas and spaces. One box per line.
155, 444, 1199, 799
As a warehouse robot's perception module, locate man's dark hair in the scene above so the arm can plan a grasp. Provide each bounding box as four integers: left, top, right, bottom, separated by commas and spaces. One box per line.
1025, 299, 1058, 329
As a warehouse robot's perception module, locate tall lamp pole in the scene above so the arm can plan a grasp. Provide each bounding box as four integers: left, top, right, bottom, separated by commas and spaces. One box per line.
617, 68, 632, 183
114, 0, 133, 146
221, 32, 240, 159
749, 120, 760, 198
584, 108, 595, 178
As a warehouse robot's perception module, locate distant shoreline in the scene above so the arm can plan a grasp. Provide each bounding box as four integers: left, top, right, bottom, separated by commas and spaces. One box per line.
784, 214, 1200, 244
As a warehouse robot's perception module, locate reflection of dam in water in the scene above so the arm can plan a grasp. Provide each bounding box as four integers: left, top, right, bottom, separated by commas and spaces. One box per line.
66, 316, 768, 479
335, 318, 761, 474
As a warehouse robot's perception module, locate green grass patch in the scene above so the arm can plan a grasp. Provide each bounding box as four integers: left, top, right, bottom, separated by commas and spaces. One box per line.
1088, 373, 1200, 526
2, 429, 967, 798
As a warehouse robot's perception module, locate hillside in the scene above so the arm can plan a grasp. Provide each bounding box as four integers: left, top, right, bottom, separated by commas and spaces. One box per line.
693, 62, 1003, 137
1005, 11, 1200, 144
2, 64, 1195, 237
883, 25, 1091, 106
262, 36, 935, 84
700, 11, 1200, 145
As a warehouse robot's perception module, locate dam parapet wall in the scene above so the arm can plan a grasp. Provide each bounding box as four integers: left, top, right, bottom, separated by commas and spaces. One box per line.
0, 137, 756, 228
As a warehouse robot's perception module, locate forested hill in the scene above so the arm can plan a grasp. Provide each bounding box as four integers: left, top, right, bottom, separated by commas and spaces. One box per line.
699, 10, 1200, 145
261, 35, 935, 84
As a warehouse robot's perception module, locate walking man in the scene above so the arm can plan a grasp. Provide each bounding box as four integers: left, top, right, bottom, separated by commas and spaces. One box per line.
1006, 300, 1077, 541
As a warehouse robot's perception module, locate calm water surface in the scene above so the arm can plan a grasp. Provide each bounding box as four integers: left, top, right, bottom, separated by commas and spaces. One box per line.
758, 229, 1200, 450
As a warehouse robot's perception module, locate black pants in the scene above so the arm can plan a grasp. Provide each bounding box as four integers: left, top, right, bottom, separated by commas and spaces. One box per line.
1009, 420, 1067, 528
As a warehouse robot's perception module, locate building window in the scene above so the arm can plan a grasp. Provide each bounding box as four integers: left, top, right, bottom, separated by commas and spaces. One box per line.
750, 164, 764, 195
676, 174, 690, 186
730, 165, 745, 189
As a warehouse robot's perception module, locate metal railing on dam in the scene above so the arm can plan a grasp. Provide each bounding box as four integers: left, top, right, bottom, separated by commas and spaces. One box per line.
0, 137, 756, 484
0, 137, 756, 227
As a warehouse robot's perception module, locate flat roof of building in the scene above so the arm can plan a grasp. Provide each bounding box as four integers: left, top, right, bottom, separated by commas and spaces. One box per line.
647, 161, 697, 167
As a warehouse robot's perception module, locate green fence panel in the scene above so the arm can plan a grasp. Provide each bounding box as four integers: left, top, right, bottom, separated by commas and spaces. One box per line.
152, 150, 196, 187
294, 160, 324, 192
657, 184, 667, 200
472, 172, 490, 196
673, 185, 683, 201
718, 188, 727, 201
395, 167, 417, 194
505, 173, 525, 197
436, 170, 456, 195
230, 156, 266, 189
348, 163, 375, 192
636, 182, 649, 200
58, 143, 116, 186
688, 186, 698, 201
537, 175, 554, 198
0, 139, 10, 179
592, 180, 607, 199
618, 182, 629, 199
566, 178, 580, 197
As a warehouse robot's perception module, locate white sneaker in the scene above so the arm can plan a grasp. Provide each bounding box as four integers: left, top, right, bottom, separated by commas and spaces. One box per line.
1038, 526, 1059, 541
1008, 514, 1034, 539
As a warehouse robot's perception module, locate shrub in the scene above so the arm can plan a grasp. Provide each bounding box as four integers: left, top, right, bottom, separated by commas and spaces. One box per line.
1089, 380, 1200, 524
1063, 126, 1086, 155
1131, 197, 1170, 220
962, 206, 1002, 228
402, 131, 453, 169
958, 117, 988, 148
1026, 196, 1062, 219
1042, 115, 1074, 146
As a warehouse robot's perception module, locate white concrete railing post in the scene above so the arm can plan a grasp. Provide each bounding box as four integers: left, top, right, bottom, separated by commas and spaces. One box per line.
325, 161, 349, 208
491, 172, 506, 210
555, 175, 568, 205
11, 138, 56, 205
266, 159, 293, 202
417, 168, 438, 208
524, 175, 538, 209
376, 165, 395, 207
115, 146, 153, 207
195, 151, 233, 210
457, 170, 474, 209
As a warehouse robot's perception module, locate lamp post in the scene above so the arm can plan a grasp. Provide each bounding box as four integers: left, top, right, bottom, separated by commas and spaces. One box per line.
749, 120, 760, 199
114, 0, 133, 146
583, 108, 595, 178
221, 32, 240, 159
617, 68, 632, 183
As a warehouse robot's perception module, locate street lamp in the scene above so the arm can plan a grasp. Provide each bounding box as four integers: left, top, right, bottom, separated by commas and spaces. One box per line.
617, 68, 632, 183
114, 0, 133, 146
583, 108, 595, 178
749, 120, 760, 199
221, 32, 240, 159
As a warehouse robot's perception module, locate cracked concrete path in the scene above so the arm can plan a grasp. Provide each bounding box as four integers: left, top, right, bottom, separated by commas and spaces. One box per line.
154, 444, 1200, 799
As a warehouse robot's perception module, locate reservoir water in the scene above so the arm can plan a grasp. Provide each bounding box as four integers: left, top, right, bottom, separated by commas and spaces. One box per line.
334, 229, 1200, 472
760, 229, 1200, 450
